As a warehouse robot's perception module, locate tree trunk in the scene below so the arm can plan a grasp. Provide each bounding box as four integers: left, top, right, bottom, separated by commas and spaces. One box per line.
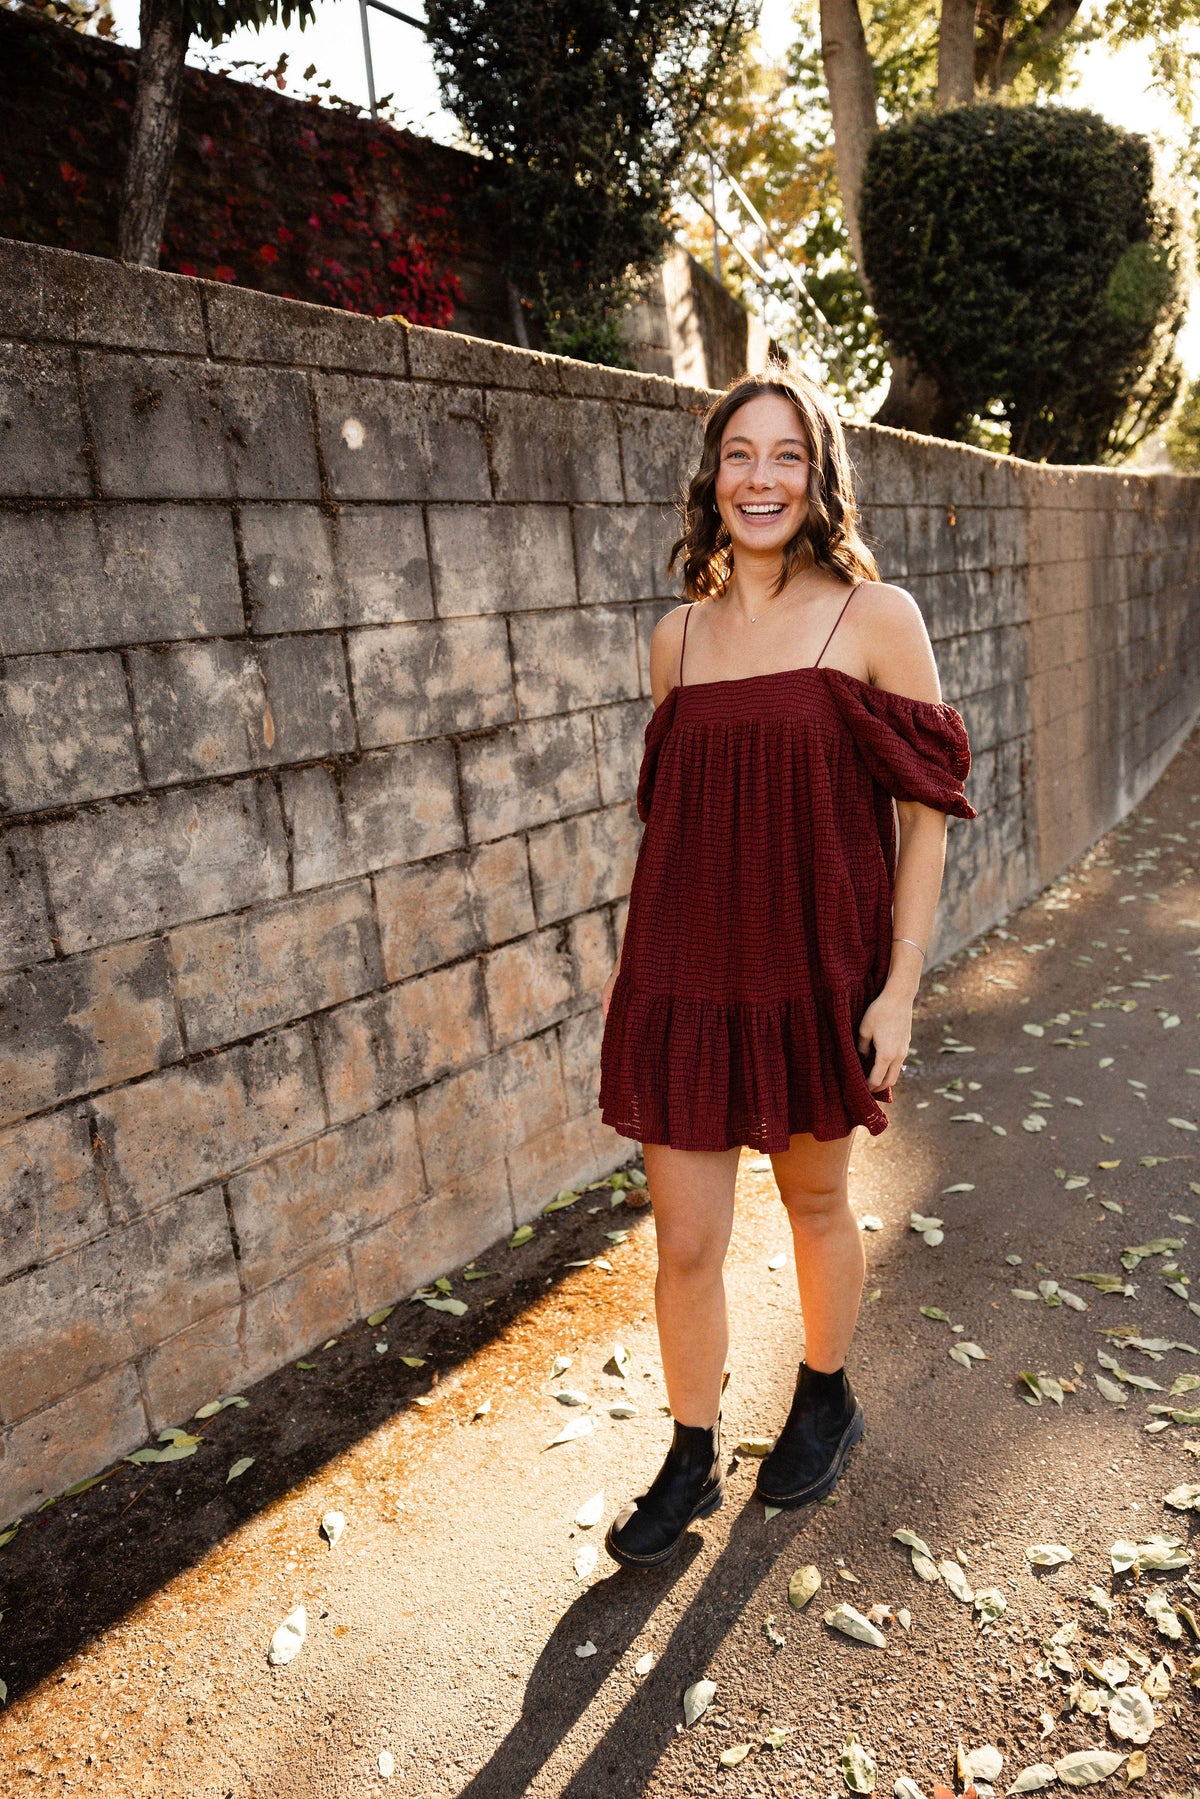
936, 0, 977, 106
818, 0, 878, 270
118, 0, 188, 267
873, 352, 962, 437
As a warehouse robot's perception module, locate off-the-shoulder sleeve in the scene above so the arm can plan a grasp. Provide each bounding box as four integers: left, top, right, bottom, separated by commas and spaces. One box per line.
824, 672, 978, 819
636, 688, 680, 823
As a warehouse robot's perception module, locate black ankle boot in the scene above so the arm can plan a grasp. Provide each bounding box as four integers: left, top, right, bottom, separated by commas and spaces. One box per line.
754, 1363, 863, 1508
605, 1416, 724, 1568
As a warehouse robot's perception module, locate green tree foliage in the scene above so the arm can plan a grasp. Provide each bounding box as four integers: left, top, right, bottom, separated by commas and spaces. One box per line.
425, 0, 758, 363
1164, 376, 1200, 469
860, 103, 1186, 462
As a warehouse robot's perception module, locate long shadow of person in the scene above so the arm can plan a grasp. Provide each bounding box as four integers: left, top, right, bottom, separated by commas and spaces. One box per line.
454, 1488, 813, 1799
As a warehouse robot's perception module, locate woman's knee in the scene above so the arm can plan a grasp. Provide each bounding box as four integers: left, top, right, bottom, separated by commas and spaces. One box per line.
777, 1179, 850, 1230
654, 1218, 728, 1279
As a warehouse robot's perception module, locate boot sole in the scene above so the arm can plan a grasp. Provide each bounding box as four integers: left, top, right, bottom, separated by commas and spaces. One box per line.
754, 1405, 865, 1509
604, 1483, 724, 1569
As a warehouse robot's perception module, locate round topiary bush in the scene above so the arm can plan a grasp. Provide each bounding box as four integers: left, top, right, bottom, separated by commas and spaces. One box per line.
860, 103, 1188, 462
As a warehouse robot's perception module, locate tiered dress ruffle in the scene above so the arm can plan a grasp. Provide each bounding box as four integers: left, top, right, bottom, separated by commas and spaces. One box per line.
598, 665, 977, 1151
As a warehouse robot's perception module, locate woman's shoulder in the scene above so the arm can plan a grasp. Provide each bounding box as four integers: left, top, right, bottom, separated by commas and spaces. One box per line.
847, 579, 940, 698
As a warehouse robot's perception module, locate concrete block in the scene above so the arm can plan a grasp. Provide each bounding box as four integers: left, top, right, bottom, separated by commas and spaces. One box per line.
0, 651, 139, 812
203, 280, 409, 377
593, 704, 649, 806
483, 925, 577, 1048
168, 883, 381, 1055
527, 804, 639, 923
240, 1248, 358, 1383
348, 1159, 514, 1313
486, 392, 623, 503
5, 238, 205, 355
349, 616, 513, 746
427, 504, 576, 615
335, 505, 434, 625
315, 960, 489, 1125
558, 1005, 604, 1117
510, 607, 640, 717
568, 907, 614, 1003
858, 505, 906, 580
316, 375, 490, 502
0, 1107, 107, 1283
0, 1185, 236, 1424
616, 403, 703, 505
0, 826, 54, 972
0, 505, 243, 655
572, 504, 679, 604
0, 1365, 147, 1524
45, 778, 288, 954
139, 1301, 245, 1431
283, 740, 465, 890
227, 1103, 422, 1290
129, 635, 355, 784
93, 1023, 324, 1218
458, 716, 601, 841
415, 1033, 564, 1187
556, 356, 678, 408
0, 936, 181, 1129
241, 504, 340, 633
374, 837, 535, 982
634, 600, 681, 697
83, 355, 321, 500
0, 343, 91, 497
507, 1113, 612, 1226
407, 323, 558, 390
217, 365, 322, 499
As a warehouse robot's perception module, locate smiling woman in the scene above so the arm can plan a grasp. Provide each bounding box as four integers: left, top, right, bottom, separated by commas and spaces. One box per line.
597, 365, 978, 1569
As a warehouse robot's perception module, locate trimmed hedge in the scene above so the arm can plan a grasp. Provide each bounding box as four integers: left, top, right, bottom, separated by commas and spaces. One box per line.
860, 103, 1187, 462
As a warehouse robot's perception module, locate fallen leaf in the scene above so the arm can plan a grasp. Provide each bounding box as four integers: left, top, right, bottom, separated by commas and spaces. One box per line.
1026, 1544, 1074, 1566
420, 1296, 467, 1316
961, 1744, 1003, 1783
509, 1225, 535, 1248
554, 1389, 589, 1406
683, 1678, 716, 1726
226, 1457, 254, 1483
720, 1743, 752, 1767
1106, 1687, 1154, 1744
1054, 1749, 1126, 1787
736, 1436, 773, 1457
1124, 1749, 1146, 1783
576, 1490, 605, 1528
762, 1726, 791, 1749
574, 1544, 599, 1579
788, 1564, 822, 1609
546, 1416, 594, 1448
193, 1395, 249, 1419
841, 1734, 877, 1792
975, 1586, 1007, 1622
634, 1652, 654, 1675
267, 1606, 306, 1666
1163, 1482, 1200, 1511
824, 1603, 887, 1647
320, 1510, 346, 1547
399, 1355, 426, 1368
575, 1640, 597, 1658
1110, 1534, 1189, 1573
367, 1306, 395, 1327
1007, 1764, 1059, 1793
378, 1749, 394, 1779
940, 1559, 975, 1602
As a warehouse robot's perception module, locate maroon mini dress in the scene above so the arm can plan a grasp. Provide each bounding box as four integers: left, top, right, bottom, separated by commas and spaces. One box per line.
598, 584, 978, 1151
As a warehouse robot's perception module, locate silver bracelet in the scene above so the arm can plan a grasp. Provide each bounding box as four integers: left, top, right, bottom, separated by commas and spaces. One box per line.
892, 935, 927, 959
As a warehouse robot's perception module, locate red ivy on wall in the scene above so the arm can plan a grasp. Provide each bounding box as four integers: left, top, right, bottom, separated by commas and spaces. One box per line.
1, 9, 464, 328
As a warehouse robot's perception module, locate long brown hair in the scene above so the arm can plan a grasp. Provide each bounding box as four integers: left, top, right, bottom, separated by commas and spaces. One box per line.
668, 367, 879, 601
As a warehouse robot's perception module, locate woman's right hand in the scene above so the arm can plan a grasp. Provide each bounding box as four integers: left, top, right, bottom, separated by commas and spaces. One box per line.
601, 963, 619, 1020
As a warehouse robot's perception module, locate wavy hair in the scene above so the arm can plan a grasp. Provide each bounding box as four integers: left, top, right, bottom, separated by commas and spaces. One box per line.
668, 367, 879, 601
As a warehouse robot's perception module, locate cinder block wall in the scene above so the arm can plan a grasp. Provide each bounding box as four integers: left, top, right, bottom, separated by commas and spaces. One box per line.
2, 238, 1198, 1520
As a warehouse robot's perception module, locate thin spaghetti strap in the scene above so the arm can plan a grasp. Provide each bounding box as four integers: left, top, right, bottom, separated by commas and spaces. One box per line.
678, 601, 695, 687
813, 582, 860, 669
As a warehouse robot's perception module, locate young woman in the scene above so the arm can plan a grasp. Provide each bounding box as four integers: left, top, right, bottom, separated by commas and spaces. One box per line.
597, 367, 977, 1569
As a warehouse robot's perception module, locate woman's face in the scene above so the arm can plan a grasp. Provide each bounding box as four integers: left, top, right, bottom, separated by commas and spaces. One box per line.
714, 390, 812, 557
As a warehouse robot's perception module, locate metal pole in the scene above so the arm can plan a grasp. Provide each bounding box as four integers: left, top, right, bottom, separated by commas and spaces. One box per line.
358, 0, 378, 118
709, 155, 721, 284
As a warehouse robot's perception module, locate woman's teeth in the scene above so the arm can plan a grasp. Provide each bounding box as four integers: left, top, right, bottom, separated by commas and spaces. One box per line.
738, 504, 785, 515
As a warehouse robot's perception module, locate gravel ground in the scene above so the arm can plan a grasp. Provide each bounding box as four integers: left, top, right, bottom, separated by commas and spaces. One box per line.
3, 726, 1200, 1799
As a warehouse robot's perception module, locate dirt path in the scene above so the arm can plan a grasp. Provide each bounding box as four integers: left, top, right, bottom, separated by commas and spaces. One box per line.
3, 728, 1200, 1799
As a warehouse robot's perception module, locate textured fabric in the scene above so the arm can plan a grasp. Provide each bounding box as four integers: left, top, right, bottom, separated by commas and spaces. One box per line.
598, 600, 977, 1152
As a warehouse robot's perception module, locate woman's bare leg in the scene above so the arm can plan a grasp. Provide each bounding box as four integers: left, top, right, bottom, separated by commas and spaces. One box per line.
768, 1128, 863, 1369
641, 1141, 741, 1426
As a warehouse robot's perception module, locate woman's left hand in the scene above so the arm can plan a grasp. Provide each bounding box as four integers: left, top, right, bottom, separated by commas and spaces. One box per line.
857, 989, 913, 1091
